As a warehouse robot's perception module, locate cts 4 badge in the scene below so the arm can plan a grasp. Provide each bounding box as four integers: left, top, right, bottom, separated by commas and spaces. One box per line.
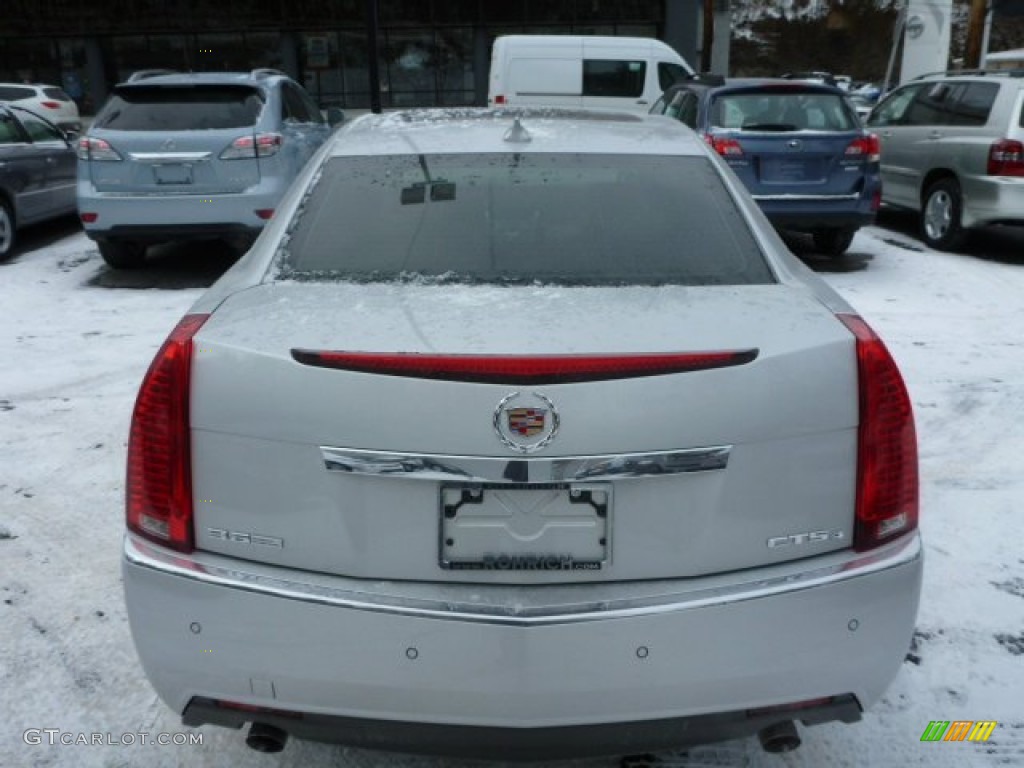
493, 391, 559, 453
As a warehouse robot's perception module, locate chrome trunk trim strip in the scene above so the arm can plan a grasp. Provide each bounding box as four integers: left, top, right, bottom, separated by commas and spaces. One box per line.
124, 534, 922, 627
319, 446, 731, 483
751, 192, 861, 202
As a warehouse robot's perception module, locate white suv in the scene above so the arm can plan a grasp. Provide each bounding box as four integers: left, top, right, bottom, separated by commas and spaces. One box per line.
0, 83, 81, 133
866, 70, 1024, 250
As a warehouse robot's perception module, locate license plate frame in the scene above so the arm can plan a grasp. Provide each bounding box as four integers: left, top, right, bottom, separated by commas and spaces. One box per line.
439, 482, 610, 571
153, 163, 193, 185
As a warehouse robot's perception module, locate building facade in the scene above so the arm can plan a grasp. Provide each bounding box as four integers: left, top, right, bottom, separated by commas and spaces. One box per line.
0, 0, 716, 114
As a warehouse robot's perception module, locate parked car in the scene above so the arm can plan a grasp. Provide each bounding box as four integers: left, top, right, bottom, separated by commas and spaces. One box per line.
77, 69, 338, 269
651, 79, 882, 256
0, 104, 77, 260
122, 108, 921, 760
866, 70, 1024, 250
487, 35, 694, 113
0, 82, 81, 133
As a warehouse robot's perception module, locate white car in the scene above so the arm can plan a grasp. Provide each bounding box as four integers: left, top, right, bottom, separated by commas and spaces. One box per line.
122, 109, 922, 760
0, 83, 80, 133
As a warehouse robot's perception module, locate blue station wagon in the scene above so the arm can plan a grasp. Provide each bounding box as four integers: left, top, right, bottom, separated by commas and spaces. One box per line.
652, 79, 882, 257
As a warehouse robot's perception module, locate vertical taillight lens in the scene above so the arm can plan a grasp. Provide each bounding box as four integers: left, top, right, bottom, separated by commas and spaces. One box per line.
126, 314, 209, 553
845, 134, 880, 163
219, 132, 284, 160
987, 139, 1024, 176
837, 314, 918, 552
77, 137, 122, 161
704, 134, 744, 157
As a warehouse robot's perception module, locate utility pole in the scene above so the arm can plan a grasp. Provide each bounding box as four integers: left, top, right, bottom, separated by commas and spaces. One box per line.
965, 0, 989, 69
701, 0, 714, 73
366, 0, 383, 113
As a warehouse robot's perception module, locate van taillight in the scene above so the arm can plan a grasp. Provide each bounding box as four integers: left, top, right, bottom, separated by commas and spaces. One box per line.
837, 314, 918, 552
126, 314, 208, 553
494, 94, 506, 105
987, 139, 1024, 176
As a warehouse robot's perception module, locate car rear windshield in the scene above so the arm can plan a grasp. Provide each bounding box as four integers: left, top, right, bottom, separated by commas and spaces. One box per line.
42, 87, 71, 101
713, 90, 858, 132
0, 86, 35, 101
277, 153, 774, 286
93, 85, 264, 131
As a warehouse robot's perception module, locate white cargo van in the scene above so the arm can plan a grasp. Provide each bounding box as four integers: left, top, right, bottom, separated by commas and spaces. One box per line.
487, 35, 695, 114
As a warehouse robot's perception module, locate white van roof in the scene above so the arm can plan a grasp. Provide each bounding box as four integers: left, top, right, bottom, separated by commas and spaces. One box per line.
494, 35, 681, 57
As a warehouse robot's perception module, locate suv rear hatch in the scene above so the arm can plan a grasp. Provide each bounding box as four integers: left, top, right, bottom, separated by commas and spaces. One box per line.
84, 83, 265, 194
708, 87, 871, 198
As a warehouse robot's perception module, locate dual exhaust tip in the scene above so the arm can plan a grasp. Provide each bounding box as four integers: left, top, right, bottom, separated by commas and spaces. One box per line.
244, 719, 801, 756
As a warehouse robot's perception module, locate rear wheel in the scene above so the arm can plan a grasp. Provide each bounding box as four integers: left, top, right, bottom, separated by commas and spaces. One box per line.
921, 178, 968, 251
0, 199, 15, 261
98, 240, 146, 269
812, 228, 856, 257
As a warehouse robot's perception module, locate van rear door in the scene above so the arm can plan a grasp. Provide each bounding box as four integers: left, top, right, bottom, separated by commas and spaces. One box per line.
498, 38, 583, 108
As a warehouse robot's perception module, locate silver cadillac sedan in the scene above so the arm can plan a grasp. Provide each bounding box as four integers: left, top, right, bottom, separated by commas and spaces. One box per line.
122, 109, 922, 760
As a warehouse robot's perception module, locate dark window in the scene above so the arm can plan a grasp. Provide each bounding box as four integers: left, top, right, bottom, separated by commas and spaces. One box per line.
17, 111, 63, 142
42, 87, 71, 101
904, 82, 962, 126
583, 60, 646, 98
676, 91, 699, 128
0, 113, 26, 144
278, 153, 773, 287
282, 82, 315, 122
712, 90, 858, 131
948, 82, 998, 126
658, 62, 690, 91
0, 86, 35, 101
94, 85, 265, 131
867, 85, 923, 127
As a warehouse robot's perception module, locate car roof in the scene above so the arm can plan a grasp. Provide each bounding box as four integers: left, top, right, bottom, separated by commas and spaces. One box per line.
327, 108, 708, 158
663, 78, 846, 98
115, 71, 287, 88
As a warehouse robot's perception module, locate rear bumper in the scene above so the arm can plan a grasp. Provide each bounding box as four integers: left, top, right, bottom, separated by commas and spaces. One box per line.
77, 178, 281, 244
961, 174, 1024, 229
184, 693, 862, 760
123, 532, 922, 758
759, 206, 877, 232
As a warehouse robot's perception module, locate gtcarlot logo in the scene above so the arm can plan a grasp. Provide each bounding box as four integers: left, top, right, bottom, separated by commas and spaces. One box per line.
920, 720, 998, 742
23, 729, 203, 746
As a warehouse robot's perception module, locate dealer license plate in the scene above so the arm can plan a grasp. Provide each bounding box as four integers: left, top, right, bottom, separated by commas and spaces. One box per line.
440, 482, 610, 571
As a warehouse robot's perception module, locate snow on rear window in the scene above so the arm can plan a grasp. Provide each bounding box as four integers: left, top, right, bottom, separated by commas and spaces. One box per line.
274, 153, 774, 287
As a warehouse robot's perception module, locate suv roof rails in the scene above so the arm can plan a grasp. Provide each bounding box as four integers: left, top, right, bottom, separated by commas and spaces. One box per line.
914, 68, 1024, 79
690, 72, 726, 86
126, 69, 179, 83
250, 68, 287, 79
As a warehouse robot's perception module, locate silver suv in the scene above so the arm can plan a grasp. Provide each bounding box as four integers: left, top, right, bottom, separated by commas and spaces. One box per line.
866, 70, 1024, 250
77, 69, 338, 268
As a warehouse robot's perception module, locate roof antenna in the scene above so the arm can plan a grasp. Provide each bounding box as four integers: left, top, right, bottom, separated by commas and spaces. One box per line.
503, 117, 532, 143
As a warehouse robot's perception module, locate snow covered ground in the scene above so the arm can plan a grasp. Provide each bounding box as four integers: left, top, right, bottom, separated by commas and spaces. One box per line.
2, 217, 1023, 767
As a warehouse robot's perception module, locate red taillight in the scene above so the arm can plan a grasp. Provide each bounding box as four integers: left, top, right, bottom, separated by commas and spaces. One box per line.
494, 94, 506, 105
126, 314, 209, 553
704, 134, 744, 157
77, 137, 122, 162
255, 209, 274, 220
845, 134, 880, 163
987, 139, 1024, 176
220, 132, 283, 160
79, 212, 98, 223
290, 349, 758, 384
837, 314, 918, 552
40, 100, 61, 109
871, 188, 882, 212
